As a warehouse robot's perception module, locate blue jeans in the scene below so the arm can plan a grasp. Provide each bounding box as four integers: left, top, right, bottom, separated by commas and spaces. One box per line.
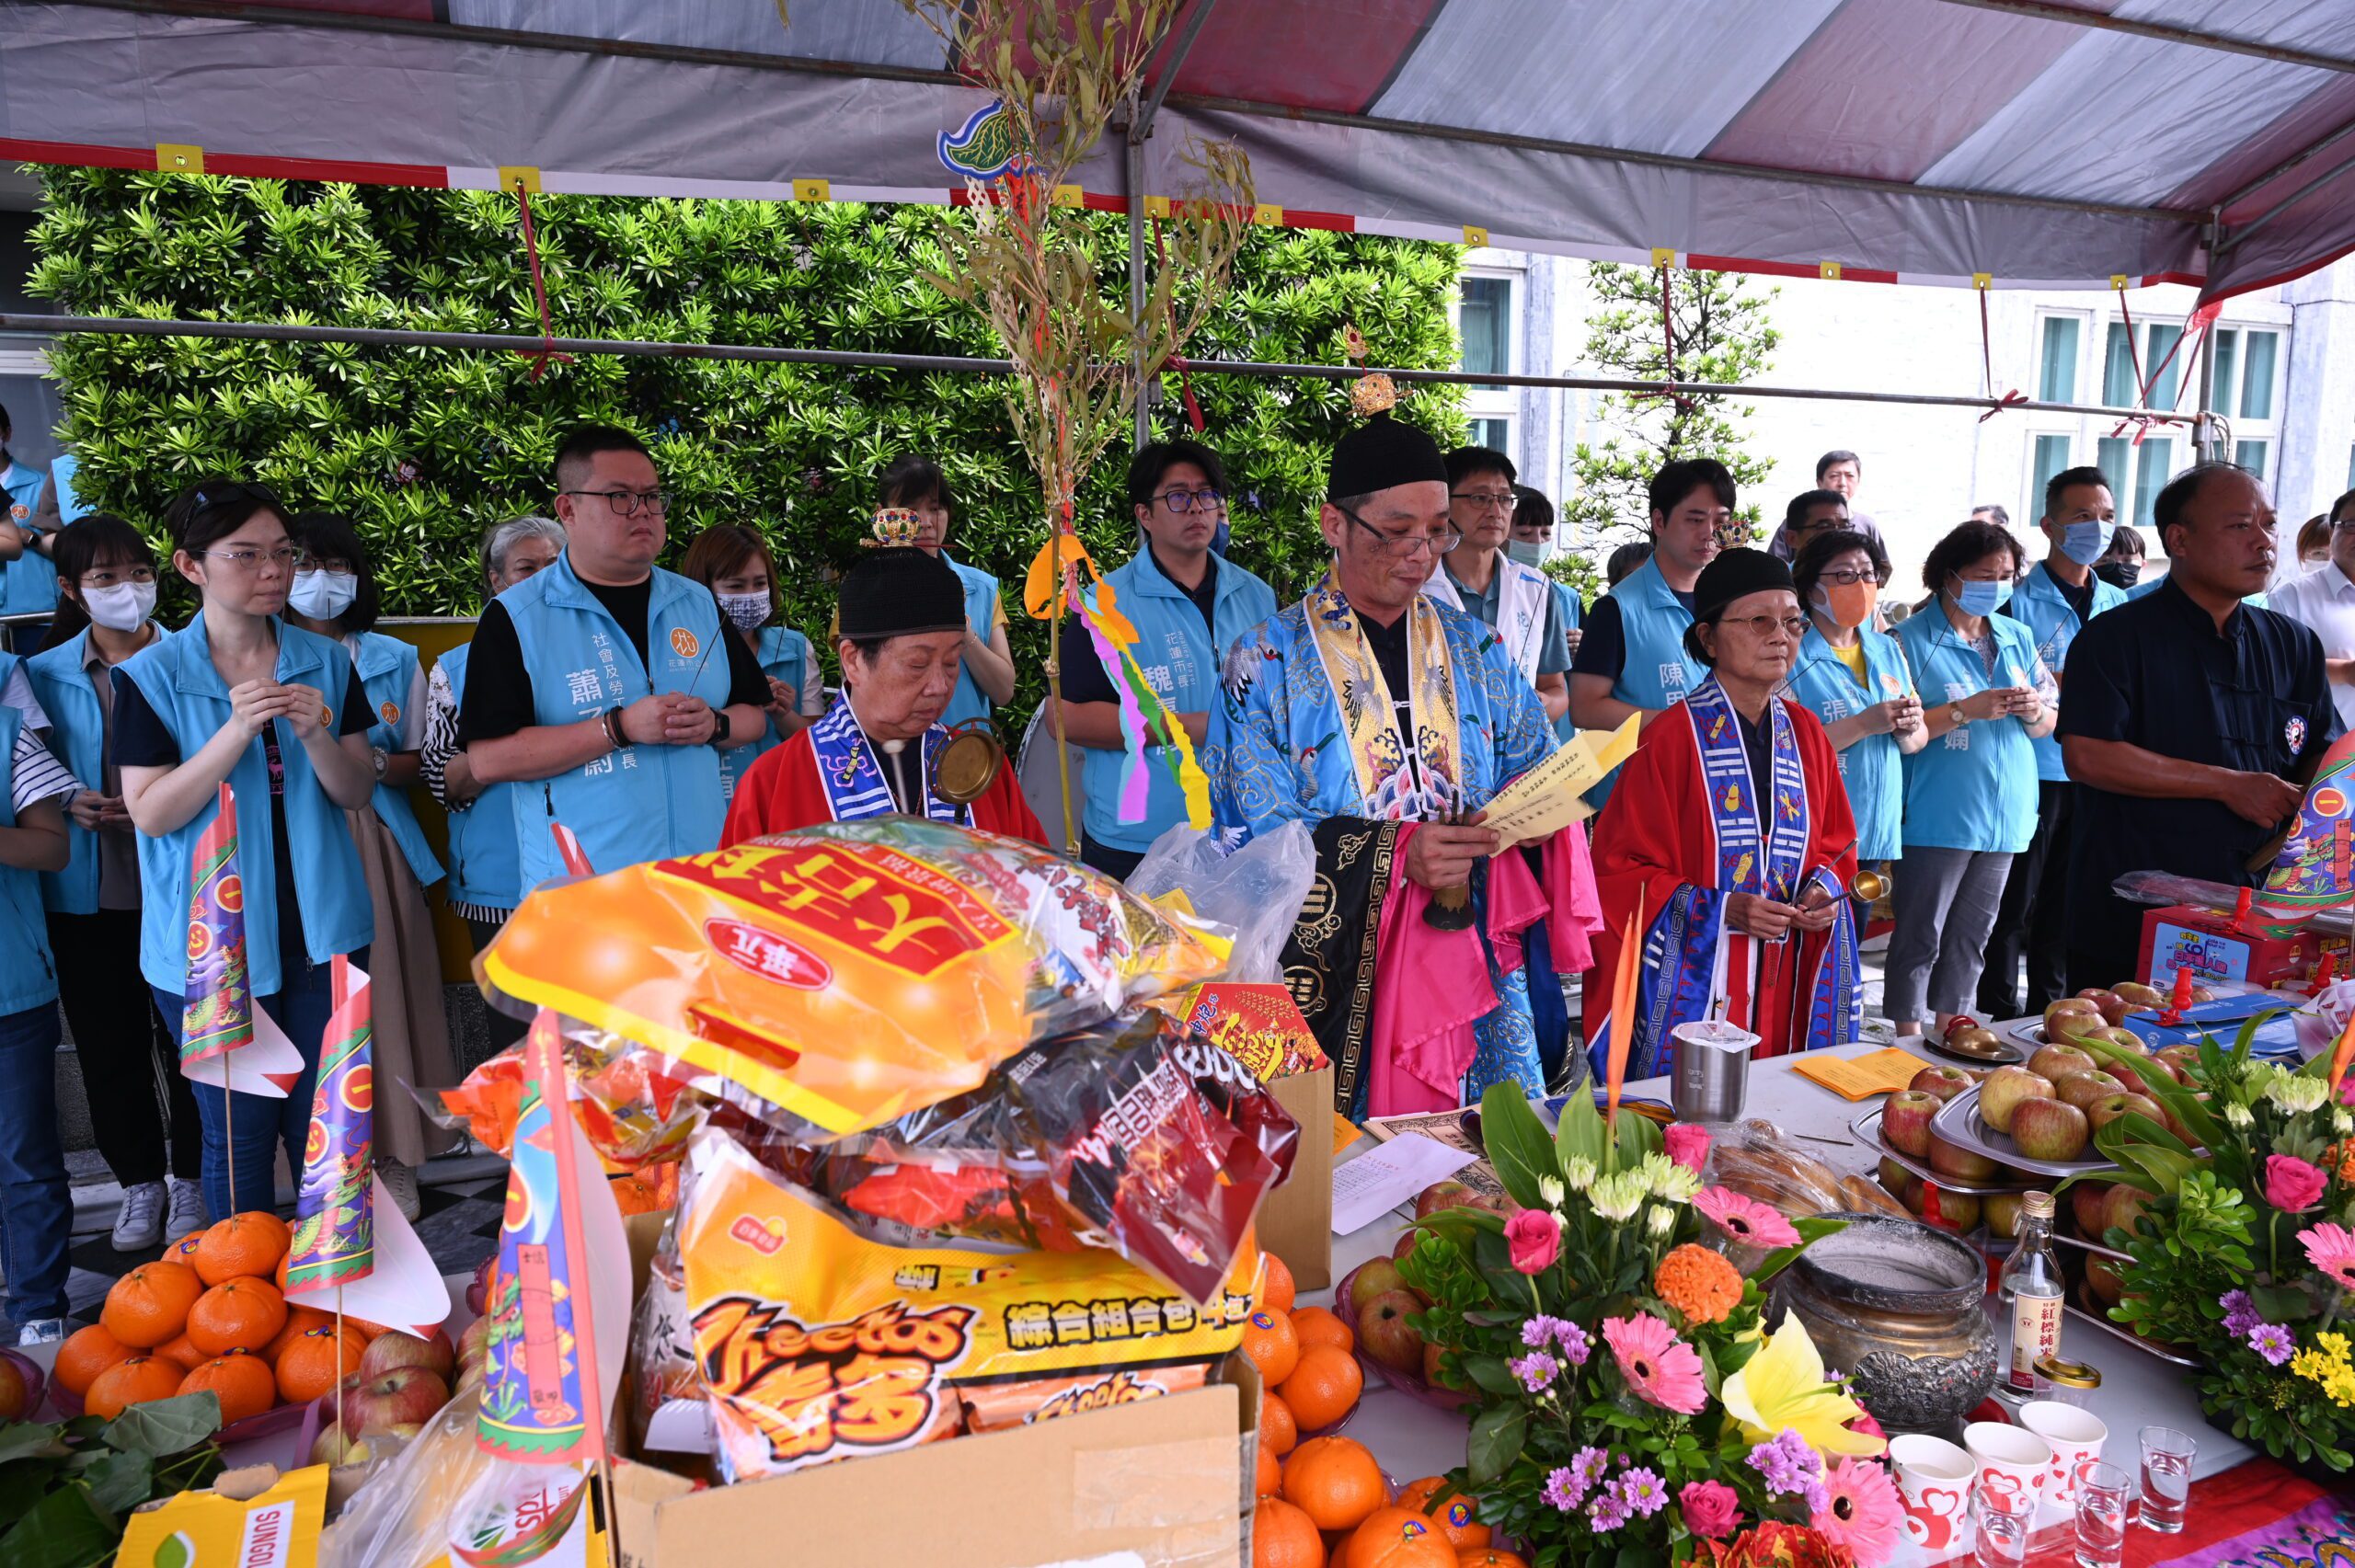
0, 1001, 71, 1324
155, 944, 366, 1221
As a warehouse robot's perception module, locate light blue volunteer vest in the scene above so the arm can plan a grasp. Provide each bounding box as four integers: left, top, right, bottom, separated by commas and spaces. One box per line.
47, 453, 85, 526
716, 624, 818, 804
941, 552, 1002, 730
0, 706, 61, 1014
1784, 624, 1917, 864
2005, 562, 2125, 783
1080, 547, 1278, 855
348, 630, 445, 888
119, 613, 374, 997
1892, 605, 2045, 854
436, 642, 524, 913
27, 622, 169, 915
1549, 578, 1583, 743
500, 553, 731, 891
0, 460, 55, 619
1591, 556, 1706, 805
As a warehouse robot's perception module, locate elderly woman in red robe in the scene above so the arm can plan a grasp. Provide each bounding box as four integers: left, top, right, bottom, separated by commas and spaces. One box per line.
722, 544, 1042, 844
1586, 548, 1861, 1074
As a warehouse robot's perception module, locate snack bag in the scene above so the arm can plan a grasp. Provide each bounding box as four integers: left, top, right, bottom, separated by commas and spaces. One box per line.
434, 1027, 701, 1173
484, 818, 1229, 1139
959, 1365, 1213, 1434
678, 1131, 1255, 1482
1165, 981, 1331, 1081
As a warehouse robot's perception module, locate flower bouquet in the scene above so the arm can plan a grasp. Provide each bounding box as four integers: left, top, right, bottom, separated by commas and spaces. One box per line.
2078, 1019, 2355, 1470
1399, 1083, 1896, 1568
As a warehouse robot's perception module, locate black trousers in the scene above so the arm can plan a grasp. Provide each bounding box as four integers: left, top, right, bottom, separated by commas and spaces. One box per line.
47, 908, 201, 1185
1977, 781, 2074, 1019
1078, 832, 1147, 884
465, 914, 531, 1056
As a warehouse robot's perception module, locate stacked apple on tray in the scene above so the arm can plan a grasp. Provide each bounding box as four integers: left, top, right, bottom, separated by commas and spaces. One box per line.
1874, 1063, 2018, 1233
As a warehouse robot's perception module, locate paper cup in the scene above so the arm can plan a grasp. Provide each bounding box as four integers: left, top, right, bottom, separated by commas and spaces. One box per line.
2018, 1401, 2107, 1506
1889, 1434, 1974, 1552
1964, 1420, 2053, 1501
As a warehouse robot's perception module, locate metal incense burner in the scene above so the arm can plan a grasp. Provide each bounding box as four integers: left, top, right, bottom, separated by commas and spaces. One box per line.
1771, 1214, 1997, 1436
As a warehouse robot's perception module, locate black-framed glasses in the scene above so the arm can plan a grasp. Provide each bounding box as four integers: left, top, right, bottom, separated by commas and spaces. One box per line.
1450, 489, 1517, 511
1723, 613, 1809, 638
1338, 504, 1460, 559
1153, 487, 1225, 514
562, 488, 671, 518
290, 552, 356, 577
1818, 567, 1876, 587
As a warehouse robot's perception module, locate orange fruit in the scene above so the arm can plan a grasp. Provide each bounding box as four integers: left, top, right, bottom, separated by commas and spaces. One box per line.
1396, 1478, 1490, 1550
168, 1232, 206, 1267
1342, 1508, 1453, 1568
1260, 1390, 1299, 1458
101, 1260, 203, 1348
1242, 1309, 1302, 1387
180, 1353, 277, 1425
187, 1277, 289, 1356
84, 1356, 185, 1420
1252, 1497, 1325, 1568
1282, 1436, 1386, 1533
1456, 1552, 1529, 1568
193, 1213, 291, 1287
54, 1323, 134, 1397
1258, 1253, 1297, 1316
1291, 1306, 1354, 1355
1280, 1344, 1363, 1432
1256, 1442, 1282, 1498
348, 1317, 389, 1342
265, 1306, 334, 1365
155, 1333, 210, 1374
274, 1251, 290, 1292
275, 1323, 367, 1404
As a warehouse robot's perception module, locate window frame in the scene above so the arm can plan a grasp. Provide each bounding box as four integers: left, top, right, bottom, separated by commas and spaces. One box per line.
1453, 264, 1523, 468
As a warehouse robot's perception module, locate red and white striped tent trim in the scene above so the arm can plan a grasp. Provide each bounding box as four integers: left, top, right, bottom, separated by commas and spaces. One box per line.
4, 0, 2351, 302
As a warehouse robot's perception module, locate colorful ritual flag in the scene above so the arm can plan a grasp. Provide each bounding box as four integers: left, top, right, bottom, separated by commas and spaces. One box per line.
2264, 730, 2355, 913
286, 956, 374, 1292
178, 783, 304, 1097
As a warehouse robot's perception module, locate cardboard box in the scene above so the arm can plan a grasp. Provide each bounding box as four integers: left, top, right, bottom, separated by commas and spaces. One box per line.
1260, 1068, 1336, 1290
2136, 902, 2331, 989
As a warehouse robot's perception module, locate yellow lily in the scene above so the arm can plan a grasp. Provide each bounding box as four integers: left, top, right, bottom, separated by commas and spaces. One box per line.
1719, 1316, 1886, 1458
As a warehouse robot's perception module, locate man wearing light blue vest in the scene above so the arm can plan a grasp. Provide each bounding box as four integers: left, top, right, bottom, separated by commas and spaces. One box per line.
460, 426, 771, 891
1568, 458, 1728, 802
1977, 465, 2128, 1018
1058, 440, 1276, 880
0, 402, 56, 646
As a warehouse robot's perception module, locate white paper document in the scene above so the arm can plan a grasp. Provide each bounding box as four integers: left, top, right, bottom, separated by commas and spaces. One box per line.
1330, 1132, 1479, 1235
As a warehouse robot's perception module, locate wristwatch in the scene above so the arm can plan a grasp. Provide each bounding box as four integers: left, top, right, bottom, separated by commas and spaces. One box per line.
1948, 704, 1968, 728
602, 706, 630, 750
712, 710, 734, 747
370, 747, 388, 782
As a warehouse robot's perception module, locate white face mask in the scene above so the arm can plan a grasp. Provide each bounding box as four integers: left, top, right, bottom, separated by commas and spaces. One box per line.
717, 591, 772, 634
82, 580, 156, 633
288, 570, 358, 620
1505, 539, 1548, 567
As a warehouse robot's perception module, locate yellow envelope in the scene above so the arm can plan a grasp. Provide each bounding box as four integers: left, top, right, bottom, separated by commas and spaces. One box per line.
1792, 1047, 1936, 1102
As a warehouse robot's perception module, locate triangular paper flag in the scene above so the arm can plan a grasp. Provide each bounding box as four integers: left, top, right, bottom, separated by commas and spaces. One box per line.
287, 959, 374, 1293
287, 1172, 448, 1334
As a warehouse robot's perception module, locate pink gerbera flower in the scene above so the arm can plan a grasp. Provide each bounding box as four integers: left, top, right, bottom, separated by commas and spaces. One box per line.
1809, 1458, 1905, 1561
2301, 1221, 2355, 1289
1694, 1186, 1805, 1250
1602, 1313, 1707, 1414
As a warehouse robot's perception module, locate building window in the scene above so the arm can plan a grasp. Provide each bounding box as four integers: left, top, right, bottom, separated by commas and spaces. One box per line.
2131, 438, 2175, 532
2103, 324, 2137, 406
2239, 329, 2279, 420
2235, 439, 2270, 486
2037, 317, 2080, 404
1468, 417, 1512, 455
1455, 269, 1521, 464
2029, 434, 2073, 519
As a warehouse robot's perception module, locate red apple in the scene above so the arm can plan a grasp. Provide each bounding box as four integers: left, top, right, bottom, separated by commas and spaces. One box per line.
1415, 1182, 1476, 1220
2056, 1072, 2126, 1111
2085, 1255, 2128, 1306
1928, 1132, 1999, 1182
339, 1366, 452, 1436
1356, 1289, 1427, 1375
2086, 1093, 2164, 1137
311, 1426, 375, 1468
1909, 1066, 1973, 1103
1911, 1184, 1981, 1231
359, 1327, 454, 1385
1882, 1090, 1940, 1157
1393, 1230, 1419, 1263
0, 1356, 28, 1424
2011, 1098, 2090, 1162
2154, 1046, 2201, 1085
1983, 1192, 2026, 1239
2078, 989, 2128, 1026
1979, 1066, 2055, 1134
2103, 1185, 2154, 1242
2069, 1181, 2113, 1237
2027, 1044, 2097, 1083
1421, 1341, 1451, 1389
1350, 1259, 1407, 1314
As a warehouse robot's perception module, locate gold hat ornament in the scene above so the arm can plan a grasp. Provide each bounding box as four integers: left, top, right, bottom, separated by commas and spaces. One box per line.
1342, 325, 1401, 418
867, 506, 923, 547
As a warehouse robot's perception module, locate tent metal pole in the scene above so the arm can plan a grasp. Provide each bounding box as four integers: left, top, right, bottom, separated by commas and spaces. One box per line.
1924, 0, 2355, 74
1136, 0, 1219, 142
2216, 114, 2355, 214
1126, 109, 1150, 452
0, 312, 2201, 426
2213, 146, 2355, 257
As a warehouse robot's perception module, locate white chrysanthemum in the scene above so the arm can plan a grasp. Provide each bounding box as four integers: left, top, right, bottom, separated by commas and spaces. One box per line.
1646, 1204, 1676, 1237
2225, 1102, 2256, 1130
1538, 1174, 1566, 1208
1563, 1155, 1599, 1193
2334, 1107, 2352, 1137
2267, 1075, 2328, 1115
1590, 1170, 1647, 1221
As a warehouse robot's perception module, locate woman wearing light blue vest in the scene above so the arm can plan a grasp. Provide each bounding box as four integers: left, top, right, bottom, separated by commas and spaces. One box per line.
1057, 440, 1278, 880
0, 699, 73, 1343
282, 512, 454, 1213
1887, 521, 2055, 1040
879, 455, 1016, 730
682, 523, 825, 803
0, 400, 56, 632
115, 481, 379, 1224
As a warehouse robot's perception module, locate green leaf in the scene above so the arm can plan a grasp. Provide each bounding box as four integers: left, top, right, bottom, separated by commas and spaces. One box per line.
1477, 1082, 1559, 1209
1465, 1403, 1527, 1485
0, 1424, 67, 1466
100, 1392, 222, 1459
0, 1484, 119, 1568
1462, 1356, 1519, 1397
79, 1450, 154, 1518
1751, 1216, 1846, 1286
1555, 1082, 1609, 1171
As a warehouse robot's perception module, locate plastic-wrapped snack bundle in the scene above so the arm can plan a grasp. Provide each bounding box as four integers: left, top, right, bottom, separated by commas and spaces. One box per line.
481, 818, 1230, 1140
676, 1131, 1255, 1482
775, 1007, 1299, 1304
433, 1024, 701, 1173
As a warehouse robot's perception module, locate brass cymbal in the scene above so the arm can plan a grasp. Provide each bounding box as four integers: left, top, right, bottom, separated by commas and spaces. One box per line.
931, 725, 1004, 806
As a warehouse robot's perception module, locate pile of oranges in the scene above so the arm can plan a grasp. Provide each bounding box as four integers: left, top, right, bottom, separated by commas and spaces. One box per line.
53, 1212, 368, 1427
1245, 1252, 1523, 1568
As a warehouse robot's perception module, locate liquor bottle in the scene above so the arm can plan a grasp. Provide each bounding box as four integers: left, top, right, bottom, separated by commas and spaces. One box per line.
1997, 1191, 2064, 1391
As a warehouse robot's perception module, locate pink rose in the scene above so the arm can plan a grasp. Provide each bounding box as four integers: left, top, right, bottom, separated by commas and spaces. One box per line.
1679, 1479, 1741, 1540
1505, 1208, 1562, 1274
1665, 1123, 1712, 1173
2267, 1154, 2328, 1215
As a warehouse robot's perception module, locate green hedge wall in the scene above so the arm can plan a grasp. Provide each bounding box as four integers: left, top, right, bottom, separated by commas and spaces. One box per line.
27, 169, 1467, 728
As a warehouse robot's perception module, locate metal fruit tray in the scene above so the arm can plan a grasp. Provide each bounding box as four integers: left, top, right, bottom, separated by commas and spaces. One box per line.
1928, 1083, 2124, 1180
1848, 1104, 2040, 1196
2065, 1286, 2202, 1370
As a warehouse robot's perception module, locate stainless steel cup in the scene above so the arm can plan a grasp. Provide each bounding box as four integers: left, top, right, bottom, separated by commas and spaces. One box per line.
1669, 1021, 1760, 1122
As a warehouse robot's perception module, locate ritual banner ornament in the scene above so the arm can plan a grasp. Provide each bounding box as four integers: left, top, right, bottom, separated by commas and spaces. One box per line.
286, 956, 375, 1292
179, 783, 304, 1099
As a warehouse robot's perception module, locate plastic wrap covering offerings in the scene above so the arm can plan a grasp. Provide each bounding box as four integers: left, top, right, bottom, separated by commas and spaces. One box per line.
479, 819, 1230, 1139
677, 1132, 1257, 1482
761, 1007, 1299, 1305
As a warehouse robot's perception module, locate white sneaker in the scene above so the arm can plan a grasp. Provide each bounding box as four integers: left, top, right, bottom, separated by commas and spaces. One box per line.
16, 1318, 67, 1346
111, 1182, 167, 1251
166, 1178, 208, 1242
376, 1159, 422, 1221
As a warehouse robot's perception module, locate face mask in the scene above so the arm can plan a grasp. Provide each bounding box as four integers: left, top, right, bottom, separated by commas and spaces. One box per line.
1505, 539, 1547, 567
2094, 559, 2141, 589
287, 570, 357, 620
82, 580, 156, 633
1212, 519, 1231, 557
1816, 578, 1878, 630
718, 591, 771, 634
1950, 578, 2006, 618
2061, 521, 2108, 567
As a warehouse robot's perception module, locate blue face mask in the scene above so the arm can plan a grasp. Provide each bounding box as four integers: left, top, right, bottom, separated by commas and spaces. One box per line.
1951, 577, 2007, 617
2061, 520, 2108, 567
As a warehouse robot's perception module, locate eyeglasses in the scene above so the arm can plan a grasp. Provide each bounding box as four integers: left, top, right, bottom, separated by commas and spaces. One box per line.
1721, 614, 1809, 638
1450, 490, 1518, 511
78, 566, 155, 589
562, 488, 671, 518
1338, 504, 1461, 559
1818, 568, 1876, 587
290, 553, 355, 576
198, 544, 296, 571
1153, 488, 1225, 514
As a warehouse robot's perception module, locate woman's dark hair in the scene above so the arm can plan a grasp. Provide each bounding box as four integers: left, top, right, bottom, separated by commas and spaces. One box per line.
1793, 528, 1890, 608
1921, 519, 2023, 595
284, 510, 383, 634
42, 514, 155, 647
162, 479, 288, 556
1606, 540, 1652, 586
2105, 524, 2145, 559
1511, 485, 1553, 533
681, 524, 779, 624
878, 455, 953, 515
2298, 514, 2332, 561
